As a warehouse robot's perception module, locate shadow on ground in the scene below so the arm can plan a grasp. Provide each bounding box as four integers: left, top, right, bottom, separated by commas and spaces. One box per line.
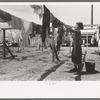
64, 70, 100, 81
81, 70, 100, 75
37, 61, 65, 81
91, 50, 100, 55
64, 70, 100, 75
13, 55, 36, 61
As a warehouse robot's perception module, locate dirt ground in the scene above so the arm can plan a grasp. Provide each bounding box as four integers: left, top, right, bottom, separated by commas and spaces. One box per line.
0, 46, 100, 81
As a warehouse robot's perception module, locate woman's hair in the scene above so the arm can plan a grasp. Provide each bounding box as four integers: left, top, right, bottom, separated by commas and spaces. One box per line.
76, 22, 84, 29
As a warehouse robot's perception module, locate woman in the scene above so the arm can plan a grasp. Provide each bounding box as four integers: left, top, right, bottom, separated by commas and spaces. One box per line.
69, 22, 83, 74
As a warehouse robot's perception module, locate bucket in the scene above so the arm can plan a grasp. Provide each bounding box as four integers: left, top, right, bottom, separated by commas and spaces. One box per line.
85, 62, 95, 72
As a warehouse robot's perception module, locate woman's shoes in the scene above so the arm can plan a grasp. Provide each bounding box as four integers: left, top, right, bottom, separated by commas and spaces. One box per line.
75, 75, 81, 81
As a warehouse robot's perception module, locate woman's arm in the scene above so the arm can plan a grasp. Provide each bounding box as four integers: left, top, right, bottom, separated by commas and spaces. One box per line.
70, 28, 80, 34
65, 25, 80, 34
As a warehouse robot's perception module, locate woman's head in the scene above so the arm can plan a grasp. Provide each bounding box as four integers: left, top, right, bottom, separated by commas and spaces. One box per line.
75, 22, 83, 30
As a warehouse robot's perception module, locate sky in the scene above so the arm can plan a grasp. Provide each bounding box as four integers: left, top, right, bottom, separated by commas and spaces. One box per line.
0, 3, 100, 26
46, 4, 100, 26
46, 4, 91, 26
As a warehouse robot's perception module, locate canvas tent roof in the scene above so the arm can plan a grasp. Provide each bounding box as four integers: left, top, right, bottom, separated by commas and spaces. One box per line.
0, 5, 42, 25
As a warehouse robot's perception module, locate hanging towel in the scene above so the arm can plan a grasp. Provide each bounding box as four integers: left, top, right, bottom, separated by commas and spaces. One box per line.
41, 5, 50, 43
0, 9, 12, 22
7, 15, 22, 30
30, 5, 44, 19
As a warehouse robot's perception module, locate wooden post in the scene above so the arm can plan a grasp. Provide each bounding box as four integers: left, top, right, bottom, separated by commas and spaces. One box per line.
52, 26, 55, 62
86, 33, 88, 47
91, 5, 93, 27
2, 28, 15, 59
98, 28, 100, 51
69, 32, 71, 54
3, 29, 6, 59
18, 39, 20, 52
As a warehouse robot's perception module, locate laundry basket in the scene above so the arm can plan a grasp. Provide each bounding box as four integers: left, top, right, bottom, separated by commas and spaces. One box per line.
85, 62, 95, 72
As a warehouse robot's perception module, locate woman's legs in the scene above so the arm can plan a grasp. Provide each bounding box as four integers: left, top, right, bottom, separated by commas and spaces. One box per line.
69, 64, 77, 72
77, 64, 82, 75
69, 64, 82, 74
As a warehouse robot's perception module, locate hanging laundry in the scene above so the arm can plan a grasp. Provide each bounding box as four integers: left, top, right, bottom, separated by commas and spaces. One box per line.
41, 5, 50, 43
95, 25, 100, 42
7, 15, 22, 30
36, 25, 42, 35
20, 20, 32, 46
0, 9, 12, 22
30, 5, 44, 19
50, 13, 55, 22
52, 18, 60, 28
5, 29, 22, 43
58, 25, 64, 42
8, 16, 34, 46
21, 20, 33, 34
12, 30, 22, 43
7, 14, 34, 35
0, 29, 3, 43
29, 23, 37, 38
0, 7, 42, 47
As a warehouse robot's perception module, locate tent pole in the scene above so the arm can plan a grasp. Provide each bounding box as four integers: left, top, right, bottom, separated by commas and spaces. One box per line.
52, 26, 55, 62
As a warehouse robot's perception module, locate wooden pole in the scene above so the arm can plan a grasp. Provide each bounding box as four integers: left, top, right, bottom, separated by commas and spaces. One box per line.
18, 39, 20, 52
69, 32, 71, 54
86, 33, 88, 47
91, 5, 93, 27
3, 29, 6, 59
98, 28, 100, 51
52, 26, 55, 62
